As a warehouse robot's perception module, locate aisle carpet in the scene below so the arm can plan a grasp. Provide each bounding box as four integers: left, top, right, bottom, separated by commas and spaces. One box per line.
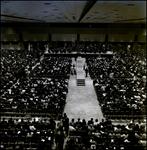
64, 59, 104, 122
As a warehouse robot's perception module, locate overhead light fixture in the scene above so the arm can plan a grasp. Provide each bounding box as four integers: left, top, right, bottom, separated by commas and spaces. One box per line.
127, 4, 134, 6
2, 1, 9, 3
44, 3, 51, 5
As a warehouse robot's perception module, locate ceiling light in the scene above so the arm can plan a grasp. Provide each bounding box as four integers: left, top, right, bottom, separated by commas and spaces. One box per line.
132, 15, 137, 18
2, 1, 9, 3
44, 3, 51, 5
127, 4, 134, 6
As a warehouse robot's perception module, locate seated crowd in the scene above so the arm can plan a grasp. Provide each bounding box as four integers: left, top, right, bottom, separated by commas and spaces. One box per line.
93, 77, 146, 118
49, 47, 73, 53
0, 45, 146, 150
1, 49, 71, 117
1, 115, 146, 150
31, 57, 72, 77
72, 44, 108, 53
1, 77, 69, 116
1, 49, 44, 96
1, 116, 56, 150
66, 117, 146, 150
86, 48, 146, 120
116, 50, 146, 79
86, 56, 132, 79
46, 43, 108, 54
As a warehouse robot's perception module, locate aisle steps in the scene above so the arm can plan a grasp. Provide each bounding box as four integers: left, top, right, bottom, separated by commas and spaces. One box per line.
77, 79, 85, 86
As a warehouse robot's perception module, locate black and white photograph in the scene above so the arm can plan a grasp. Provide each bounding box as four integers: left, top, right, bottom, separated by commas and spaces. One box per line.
1, 1, 146, 150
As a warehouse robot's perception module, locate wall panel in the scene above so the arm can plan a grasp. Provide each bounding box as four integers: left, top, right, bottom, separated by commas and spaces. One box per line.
1, 34, 20, 42
80, 34, 105, 42
52, 34, 77, 41
108, 34, 135, 42
1, 44, 21, 50
1, 27, 146, 35
22, 34, 49, 41
138, 35, 146, 43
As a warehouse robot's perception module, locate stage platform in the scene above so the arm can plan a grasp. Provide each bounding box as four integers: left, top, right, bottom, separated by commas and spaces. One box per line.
44, 52, 114, 59
76, 57, 85, 86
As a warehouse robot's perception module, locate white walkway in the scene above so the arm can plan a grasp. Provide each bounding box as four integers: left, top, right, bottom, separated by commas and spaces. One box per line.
64, 58, 104, 122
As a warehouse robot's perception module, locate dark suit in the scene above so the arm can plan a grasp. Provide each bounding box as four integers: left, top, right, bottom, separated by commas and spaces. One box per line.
85, 67, 88, 77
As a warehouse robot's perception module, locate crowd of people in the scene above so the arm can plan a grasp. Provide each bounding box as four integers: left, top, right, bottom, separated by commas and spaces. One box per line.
0, 44, 146, 150
116, 50, 146, 79
71, 44, 108, 53
1, 116, 56, 150
93, 77, 146, 118
1, 49, 71, 117
31, 57, 71, 77
85, 49, 146, 120
1, 49, 44, 97
0, 115, 146, 150
65, 117, 146, 150
86, 56, 132, 79
1, 77, 69, 116
46, 43, 108, 54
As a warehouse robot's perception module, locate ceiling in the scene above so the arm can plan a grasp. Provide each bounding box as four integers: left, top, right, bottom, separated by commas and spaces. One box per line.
1, 1, 146, 23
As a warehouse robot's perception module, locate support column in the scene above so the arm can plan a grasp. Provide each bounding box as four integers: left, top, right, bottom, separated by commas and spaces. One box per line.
133, 35, 138, 52
105, 34, 108, 46
77, 34, 80, 46
49, 34, 52, 48
28, 43, 31, 51
19, 34, 24, 50
37, 43, 40, 50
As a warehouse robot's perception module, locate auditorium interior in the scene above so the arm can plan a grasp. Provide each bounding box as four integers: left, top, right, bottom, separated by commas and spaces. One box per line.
1, 1, 146, 150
